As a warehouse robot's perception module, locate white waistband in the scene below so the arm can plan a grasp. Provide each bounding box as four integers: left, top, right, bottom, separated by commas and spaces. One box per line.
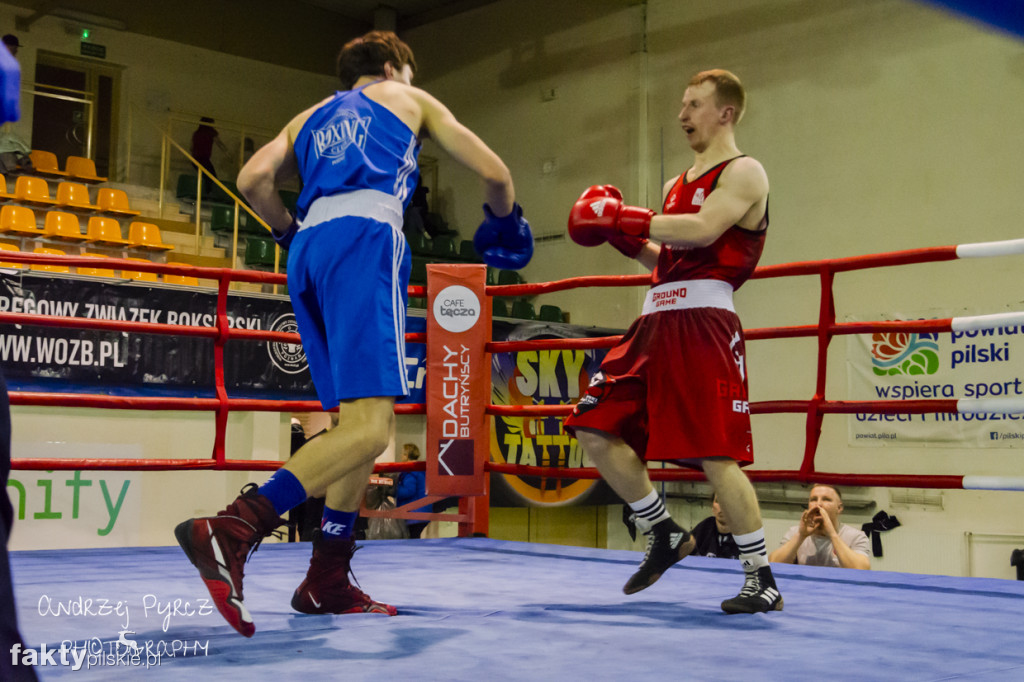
299, 189, 404, 232
641, 279, 735, 315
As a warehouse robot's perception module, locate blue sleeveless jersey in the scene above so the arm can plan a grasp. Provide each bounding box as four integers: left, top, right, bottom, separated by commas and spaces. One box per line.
292, 85, 421, 222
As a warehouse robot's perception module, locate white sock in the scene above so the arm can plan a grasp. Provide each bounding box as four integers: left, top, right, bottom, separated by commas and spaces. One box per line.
733, 528, 769, 572
628, 490, 670, 531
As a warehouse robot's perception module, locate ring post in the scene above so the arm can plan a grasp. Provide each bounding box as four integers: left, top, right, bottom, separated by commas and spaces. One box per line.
425, 263, 491, 536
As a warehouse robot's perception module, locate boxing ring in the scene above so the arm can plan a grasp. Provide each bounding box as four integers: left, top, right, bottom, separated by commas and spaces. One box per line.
4, 243, 1024, 679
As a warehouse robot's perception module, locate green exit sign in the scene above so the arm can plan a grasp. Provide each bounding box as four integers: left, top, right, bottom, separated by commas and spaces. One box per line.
80, 42, 106, 59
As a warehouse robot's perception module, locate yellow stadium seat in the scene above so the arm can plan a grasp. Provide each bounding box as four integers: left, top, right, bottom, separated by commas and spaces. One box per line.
31, 247, 71, 273
76, 253, 117, 278
84, 216, 130, 245
95, 188, 141, 217
163, 273, 199, 286
29, 150, 67, 178
121, 257, 158, 282
128, 222, 173, 251
43, 211, 87, 241
0, 175, 15, 200
64, 156, 107, 183
14, 175, 57, 207
55, 181, 99, 212
0, 242, 24, 269
0, 205, 42, 235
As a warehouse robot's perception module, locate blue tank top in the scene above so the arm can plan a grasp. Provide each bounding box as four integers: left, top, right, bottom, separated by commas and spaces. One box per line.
292, 84, 421, 222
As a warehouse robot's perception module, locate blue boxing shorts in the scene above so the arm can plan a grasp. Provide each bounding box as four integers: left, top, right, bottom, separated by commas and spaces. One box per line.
286, 211, 411, 410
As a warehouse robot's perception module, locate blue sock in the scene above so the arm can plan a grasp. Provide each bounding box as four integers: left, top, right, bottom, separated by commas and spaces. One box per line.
257, 469, 307, 515
320, 506, 359, 540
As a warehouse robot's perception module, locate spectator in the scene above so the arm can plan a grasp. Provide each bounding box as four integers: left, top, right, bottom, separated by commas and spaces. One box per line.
190, 116, 227, 178
769, 484, 871, 569
395, 443, 430, 538
691, 492, 739, 559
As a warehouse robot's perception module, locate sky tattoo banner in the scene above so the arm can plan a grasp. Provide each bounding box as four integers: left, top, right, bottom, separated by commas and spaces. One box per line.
847, 309, 1024, 447
489, 319, 619, 507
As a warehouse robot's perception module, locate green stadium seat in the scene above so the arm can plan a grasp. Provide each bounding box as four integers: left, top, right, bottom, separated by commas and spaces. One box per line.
492, 299, 509, 318
243, 237, 284, 268
176, 174, 199, 201
538, 304, 563, 323
486, 267, 498, 285
511, 300, 535, 320
459, 239, 480, 262
498, 269, 524, 286
410, 256, 428, 285
431, 235, 458, 260
406, 231, 430, 255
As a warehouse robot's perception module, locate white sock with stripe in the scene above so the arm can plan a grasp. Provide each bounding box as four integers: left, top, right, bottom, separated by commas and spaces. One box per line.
628, 490, 670, 532
733, 528, 769, 572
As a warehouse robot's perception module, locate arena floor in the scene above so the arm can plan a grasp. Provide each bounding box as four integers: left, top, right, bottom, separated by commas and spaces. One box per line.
10, 537, 1024, 680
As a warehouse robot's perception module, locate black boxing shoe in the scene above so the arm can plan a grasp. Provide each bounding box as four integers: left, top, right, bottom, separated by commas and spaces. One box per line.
721, 565, 784, 614
623, 518, 696, 595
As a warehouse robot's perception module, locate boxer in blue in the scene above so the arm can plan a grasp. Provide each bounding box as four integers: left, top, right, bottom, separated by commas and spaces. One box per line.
175, 30, 532, 637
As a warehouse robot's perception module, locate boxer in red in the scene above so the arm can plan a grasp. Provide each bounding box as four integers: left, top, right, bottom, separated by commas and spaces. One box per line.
564, 69, 781, 614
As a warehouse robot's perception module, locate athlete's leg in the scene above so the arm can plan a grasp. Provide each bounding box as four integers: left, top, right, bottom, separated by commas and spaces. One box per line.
288, 397, 398, 616
702, 457, 783, 614
576, 428, 695, 594
282, 397, 394, 497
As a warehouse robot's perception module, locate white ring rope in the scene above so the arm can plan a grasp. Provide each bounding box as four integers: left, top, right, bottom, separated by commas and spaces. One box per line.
955, 238, 1024, 259
956, 398, 1024, 415
950, 311, 1024, 332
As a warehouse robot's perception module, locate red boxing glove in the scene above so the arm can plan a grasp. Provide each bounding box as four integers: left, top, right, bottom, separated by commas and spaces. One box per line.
607, 232, 648, 259
567, 184, 654, 248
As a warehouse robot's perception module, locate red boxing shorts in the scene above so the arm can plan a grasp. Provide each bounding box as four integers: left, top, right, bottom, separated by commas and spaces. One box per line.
563, 280, 753, 467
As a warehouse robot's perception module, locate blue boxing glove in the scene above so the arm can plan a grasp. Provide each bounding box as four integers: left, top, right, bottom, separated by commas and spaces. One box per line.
0, 34, 21, 123
473, 203, 533, 270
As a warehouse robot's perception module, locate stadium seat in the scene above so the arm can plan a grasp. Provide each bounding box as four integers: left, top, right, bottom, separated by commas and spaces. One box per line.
431, 235, 458, 260
0, 175, 15, 201
128, 222, 174, 251
0, 242, 23, 269
84, 216, 129, 245
538, 304, 564, 323
55, 182, 99, 212
0, 205, 42, 235
459, 239, 480, 262
77, 253, 116, 278
95, 188, 140, 217
121, 257, 158, 282
163, 273, 200, 286
511, 300, 536, 320
405, 230, 430, 255
43, 211, 87, 241
31, 247, 70, 273
14, 175, 57, 207
410, 257, 428, 285
28, 150, 67, 178
243, 237, 278, 268
492, 298, 509, 318
64, 156, 106, 183
498, 269, 524, 286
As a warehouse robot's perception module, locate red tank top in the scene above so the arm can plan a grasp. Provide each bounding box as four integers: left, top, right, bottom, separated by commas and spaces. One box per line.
654, 156, 767, 290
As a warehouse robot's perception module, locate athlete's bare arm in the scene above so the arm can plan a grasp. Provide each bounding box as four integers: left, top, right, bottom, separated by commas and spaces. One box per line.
649, 157, 768, 248
407, 87, 514, 215
237, 99, 329, 237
